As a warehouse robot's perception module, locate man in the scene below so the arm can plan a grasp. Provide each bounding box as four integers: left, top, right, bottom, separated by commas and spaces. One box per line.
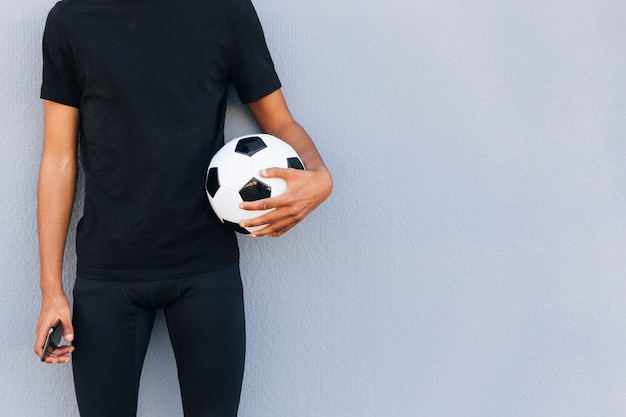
33, 0, 332, 416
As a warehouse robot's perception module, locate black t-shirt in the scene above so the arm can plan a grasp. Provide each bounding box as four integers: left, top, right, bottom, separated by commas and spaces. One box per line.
41, 0, 281, 280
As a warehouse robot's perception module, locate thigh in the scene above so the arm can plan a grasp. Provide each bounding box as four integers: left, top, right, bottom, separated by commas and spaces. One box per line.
72, 277, 156, 417
164, 263, 246, 417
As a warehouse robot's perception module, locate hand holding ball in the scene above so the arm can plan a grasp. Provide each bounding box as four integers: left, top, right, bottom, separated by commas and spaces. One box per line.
205, 134, 305, 234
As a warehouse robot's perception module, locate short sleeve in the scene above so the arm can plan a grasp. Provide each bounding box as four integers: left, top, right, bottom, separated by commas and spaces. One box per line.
229, 0, 281, 104
40, 4, 82, 108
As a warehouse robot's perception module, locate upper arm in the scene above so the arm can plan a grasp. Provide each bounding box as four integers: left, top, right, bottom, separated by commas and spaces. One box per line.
42, 100, 79, 168
246, 89, 294, 135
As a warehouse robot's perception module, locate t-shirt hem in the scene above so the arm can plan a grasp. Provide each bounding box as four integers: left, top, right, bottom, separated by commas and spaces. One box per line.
239, 81, 281, 104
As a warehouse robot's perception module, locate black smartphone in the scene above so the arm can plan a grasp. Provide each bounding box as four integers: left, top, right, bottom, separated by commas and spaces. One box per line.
40, 322, 63, 362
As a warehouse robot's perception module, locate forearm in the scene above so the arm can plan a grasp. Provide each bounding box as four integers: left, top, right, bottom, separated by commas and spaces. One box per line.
264, 119, 329, 173
38, 158, 77, 295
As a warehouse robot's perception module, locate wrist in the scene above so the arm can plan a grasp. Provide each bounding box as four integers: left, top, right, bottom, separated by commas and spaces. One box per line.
40, 291, 68, 303
310, 166, 333, 189
303, 161, 331, 175
40, 278, 66, 298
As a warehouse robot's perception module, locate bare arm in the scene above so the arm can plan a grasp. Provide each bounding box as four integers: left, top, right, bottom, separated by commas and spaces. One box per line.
34, 100, 79, 363
242, 89, 333, 237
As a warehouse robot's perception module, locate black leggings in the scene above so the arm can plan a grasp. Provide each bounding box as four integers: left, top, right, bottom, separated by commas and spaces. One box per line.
71, 263, 245, 417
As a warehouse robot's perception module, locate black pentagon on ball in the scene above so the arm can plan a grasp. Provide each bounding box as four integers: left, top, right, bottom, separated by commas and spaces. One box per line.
239, 178, 271, 201
287, 157, 305, 170
206, 167, 220, 198
235, 136, 267, 157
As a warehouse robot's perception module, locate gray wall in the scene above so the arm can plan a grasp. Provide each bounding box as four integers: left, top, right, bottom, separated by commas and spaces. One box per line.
3, 1, 625, 416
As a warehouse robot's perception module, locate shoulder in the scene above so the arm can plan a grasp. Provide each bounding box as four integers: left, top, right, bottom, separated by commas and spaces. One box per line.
46, 0, 101, 20
44, 0, 105, 36
222, 0, 265, 33
47, 0, 80, 15
45, 0, 82, 26
217, 0, 257, 22
44, 1, 69, 36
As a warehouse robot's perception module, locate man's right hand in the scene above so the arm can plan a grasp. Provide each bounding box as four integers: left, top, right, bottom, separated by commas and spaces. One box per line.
34, 292, 75, 363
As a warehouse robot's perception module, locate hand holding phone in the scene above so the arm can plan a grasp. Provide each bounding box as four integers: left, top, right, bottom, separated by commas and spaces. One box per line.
40, 322, 66, 362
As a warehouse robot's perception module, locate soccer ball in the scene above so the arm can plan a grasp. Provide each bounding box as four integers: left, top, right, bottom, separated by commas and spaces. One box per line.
205, 134, 305, 234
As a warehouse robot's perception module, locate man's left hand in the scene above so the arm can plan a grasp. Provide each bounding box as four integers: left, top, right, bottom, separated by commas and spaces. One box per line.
239, 166, 332, 237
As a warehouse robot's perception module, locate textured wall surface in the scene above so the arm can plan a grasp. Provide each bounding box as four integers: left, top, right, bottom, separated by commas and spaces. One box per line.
2, 1, 626, 416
